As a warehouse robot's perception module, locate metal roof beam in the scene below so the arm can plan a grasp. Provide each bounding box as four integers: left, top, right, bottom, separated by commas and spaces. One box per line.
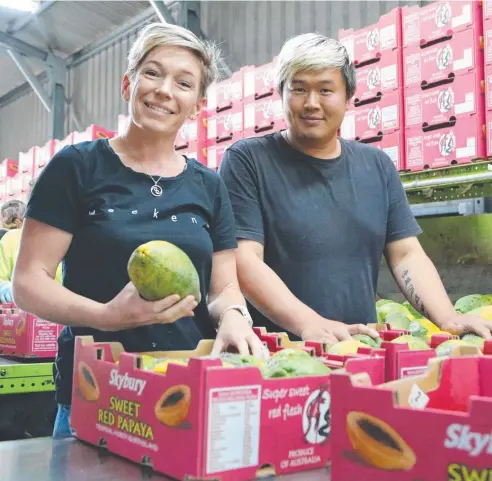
148, 0, 176, 24
6, 49, 51, 112
7, 0, 58, 35
0, 31, 48, 61
148, 0, 232, 78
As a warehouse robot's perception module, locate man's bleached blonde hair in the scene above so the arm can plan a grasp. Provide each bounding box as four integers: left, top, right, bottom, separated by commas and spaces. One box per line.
275, 33, 356, 100
127, 22, 222, 99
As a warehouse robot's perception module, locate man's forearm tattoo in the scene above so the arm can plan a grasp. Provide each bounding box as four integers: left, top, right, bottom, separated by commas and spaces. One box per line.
401, 269, 428, 317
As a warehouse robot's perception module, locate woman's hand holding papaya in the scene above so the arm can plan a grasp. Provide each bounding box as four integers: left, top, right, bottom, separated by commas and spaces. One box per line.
98, 282, 198, 331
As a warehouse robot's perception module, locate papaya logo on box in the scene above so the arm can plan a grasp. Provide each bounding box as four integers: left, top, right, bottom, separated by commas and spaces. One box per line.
302, 386, 330, 445
435, 3, 451, 28
439, 131, 456, 156
438, 88, 455, 113
437, 45, 453, 71
365, 29, 379, 52
345, 411, 416, 471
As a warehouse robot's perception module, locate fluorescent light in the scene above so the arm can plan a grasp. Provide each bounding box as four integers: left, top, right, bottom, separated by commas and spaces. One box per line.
0, 0, 39, 13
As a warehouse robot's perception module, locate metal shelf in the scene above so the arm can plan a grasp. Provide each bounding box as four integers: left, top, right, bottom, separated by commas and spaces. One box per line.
0, 361, 55, 395
401, 161, 492, 208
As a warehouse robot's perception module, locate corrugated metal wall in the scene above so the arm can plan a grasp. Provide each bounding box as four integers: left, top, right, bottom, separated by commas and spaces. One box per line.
0, 0, 425, 160
0, 83, 51, 160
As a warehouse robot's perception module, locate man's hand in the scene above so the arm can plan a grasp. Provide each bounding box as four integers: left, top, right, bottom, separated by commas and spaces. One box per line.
437, 313, 492, 339
300, 319, 379, 345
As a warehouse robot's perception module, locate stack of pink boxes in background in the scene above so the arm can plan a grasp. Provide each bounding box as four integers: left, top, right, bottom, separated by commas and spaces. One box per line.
403, 0, 485, 171
0, 125, 115, 203
242, 58, 287, 142
339, 8, 405, 171
484, 0, 492, 156
3, 1, 491, 191
204, 67, 249, 170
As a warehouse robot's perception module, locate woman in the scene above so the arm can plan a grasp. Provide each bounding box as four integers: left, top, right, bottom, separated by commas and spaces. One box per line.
12, 22, 264, 438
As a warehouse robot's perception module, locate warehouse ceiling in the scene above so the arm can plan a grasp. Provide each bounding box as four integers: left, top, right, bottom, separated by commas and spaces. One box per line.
0, 0, 153, 99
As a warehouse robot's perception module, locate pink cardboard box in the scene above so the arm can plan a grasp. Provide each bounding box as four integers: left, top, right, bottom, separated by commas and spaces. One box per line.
71, 336, 385, 480
404, 28, 483, 89
330, 354, 492, 481
405, 70, 485, 129
0, 305, 62, 358
339, 8, 402, 65
243, 91, 287, 139
341, 91, 403, 141
354, 49, 403, 103
403, 1, 483, 48
405, 115, 486, 170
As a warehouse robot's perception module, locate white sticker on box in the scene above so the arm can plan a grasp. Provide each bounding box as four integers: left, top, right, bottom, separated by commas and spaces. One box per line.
207, 147, 217, 169
342, 37, 354, 62
381, 64, 397, 89
379, 24, 396, 50
383, 146, 399, 167
232, 112, 243, 130
207, 118, 217, 140
454, 92, 474, 115
340, 111, 355, 140
207, 87, 217, 111
244, 104, 255, 129
243, 71, 255, 98
408, 384, 430, 409
456, 137, 476, 158
452, 3, 471, 28
382, 104, 398, 129
206, 386, 261, 474
453, 48, 473, 71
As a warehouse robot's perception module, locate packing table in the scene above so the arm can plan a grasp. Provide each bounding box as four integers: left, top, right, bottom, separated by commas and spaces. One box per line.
0, 437, 330, 481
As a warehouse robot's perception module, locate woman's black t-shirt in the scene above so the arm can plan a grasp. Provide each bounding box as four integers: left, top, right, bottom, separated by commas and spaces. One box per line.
25, 139, 238, 405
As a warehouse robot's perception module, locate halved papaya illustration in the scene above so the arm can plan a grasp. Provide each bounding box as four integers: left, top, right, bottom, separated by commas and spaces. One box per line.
15, 318, 26, 336
155, 384, 191, 427
77, 362, 100, 402
346, 411, 416, 471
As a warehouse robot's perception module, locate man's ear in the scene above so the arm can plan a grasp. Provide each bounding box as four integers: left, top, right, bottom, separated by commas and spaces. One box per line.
122, 74, 131, 103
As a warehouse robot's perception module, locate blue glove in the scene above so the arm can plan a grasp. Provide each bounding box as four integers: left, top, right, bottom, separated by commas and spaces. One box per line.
0, 281, 13, 303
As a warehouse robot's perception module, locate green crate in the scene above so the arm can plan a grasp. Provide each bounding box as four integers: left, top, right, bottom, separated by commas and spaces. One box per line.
0, 362, 55, 394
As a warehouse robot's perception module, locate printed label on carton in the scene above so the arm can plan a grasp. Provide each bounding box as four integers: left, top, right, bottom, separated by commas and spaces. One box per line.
32, 319, 59, 352
444, 424, 492, 457
206, 386, 261, 474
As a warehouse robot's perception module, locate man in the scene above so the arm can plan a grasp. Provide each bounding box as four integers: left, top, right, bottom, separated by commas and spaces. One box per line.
219, 33, 492, 344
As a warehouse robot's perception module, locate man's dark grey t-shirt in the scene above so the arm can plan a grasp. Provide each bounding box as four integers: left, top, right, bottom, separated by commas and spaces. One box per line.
219, 131, 422, 335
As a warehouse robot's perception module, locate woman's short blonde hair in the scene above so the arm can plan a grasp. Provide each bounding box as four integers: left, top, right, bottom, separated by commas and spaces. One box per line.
127, 22, 221, 99
275, 32, 356, 100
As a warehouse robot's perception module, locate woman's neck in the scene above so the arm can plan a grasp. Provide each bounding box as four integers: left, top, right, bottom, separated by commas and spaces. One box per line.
112, 122, 184, 176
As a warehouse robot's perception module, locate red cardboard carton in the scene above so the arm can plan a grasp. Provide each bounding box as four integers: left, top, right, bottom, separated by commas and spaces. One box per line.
175, 113, 206, 151
330, 354, 492, 481
486, 109, 492, 156
54, 133, 74, 153
404, 28, 483, 88
18, 147, 36, 175
403, 1, 483, 48
71, 336, 385, 480
206, 103, 244, 146
205, 141, 235, 170
359, 130, 406, 171
0, 158, 18, 180
34, 139, 57, 178
243, 58, 277, 101
405, 116, 486, 170
339, 8, 402, 65
354, 50, 402, 103
341, 91, 403, 141
72, 124, 115, 143
243, 92, 287, 138
0, 306, 62, 358
207, 66, 254, 113
405, 71, 485, 129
